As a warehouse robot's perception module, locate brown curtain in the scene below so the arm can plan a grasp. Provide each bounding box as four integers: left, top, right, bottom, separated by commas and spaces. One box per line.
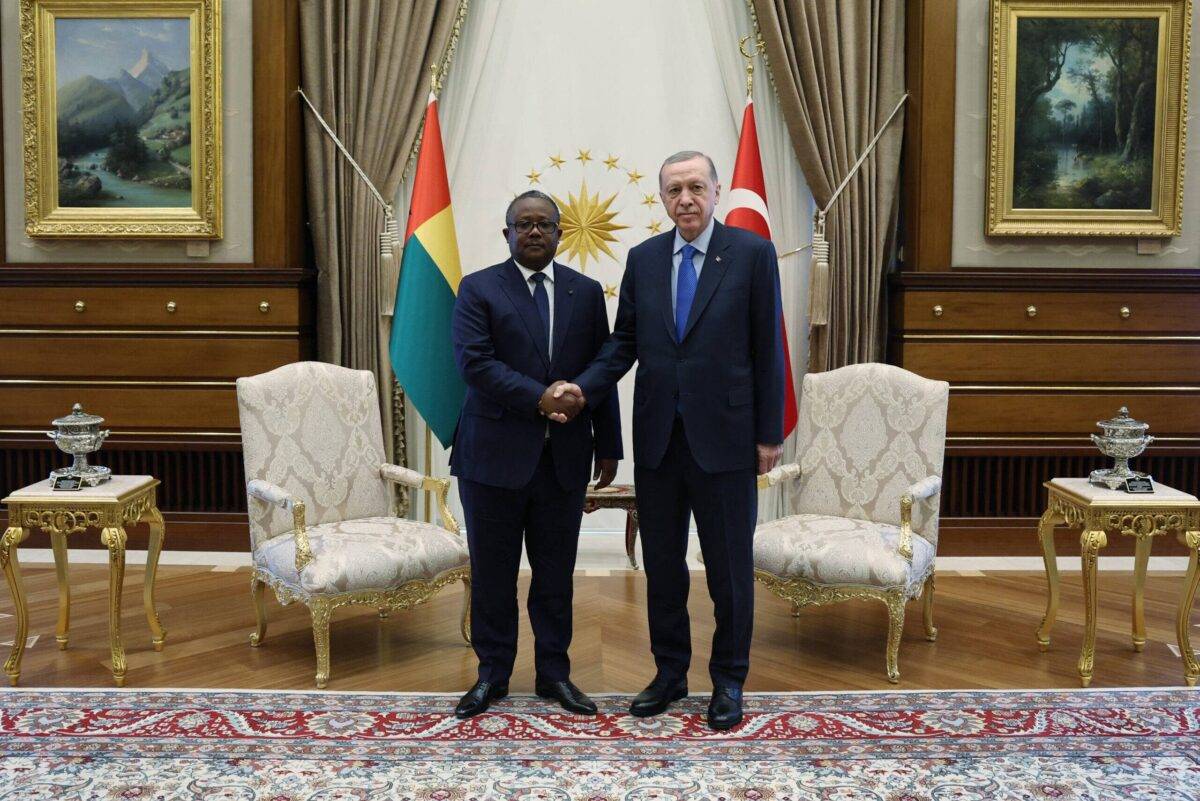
752, 0, 905, 372
299, 0, 463, 461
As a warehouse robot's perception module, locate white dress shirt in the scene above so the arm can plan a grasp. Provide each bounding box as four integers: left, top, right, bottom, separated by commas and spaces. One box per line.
671, 216, 715, 316
515, 260, 556, 360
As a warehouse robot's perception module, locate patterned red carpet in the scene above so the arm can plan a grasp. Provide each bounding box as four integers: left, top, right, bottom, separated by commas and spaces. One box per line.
1, 688, 1198, 799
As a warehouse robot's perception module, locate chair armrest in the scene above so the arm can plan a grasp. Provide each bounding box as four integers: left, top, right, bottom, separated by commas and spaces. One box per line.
898, 475, 942, 561
757, 462, 802, 490
246, 479, 314, 572
380, 464, 460, 536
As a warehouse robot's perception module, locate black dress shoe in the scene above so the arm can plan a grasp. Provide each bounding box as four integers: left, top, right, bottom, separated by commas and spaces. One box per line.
629, 676, 688, 718
535, 679, 598, 715
707, 685, 743, 730
454, 679, 508, 719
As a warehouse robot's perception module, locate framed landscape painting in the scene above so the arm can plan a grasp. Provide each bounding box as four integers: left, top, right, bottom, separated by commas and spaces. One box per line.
987, 0, 1191, 237
20, 0, 221, 238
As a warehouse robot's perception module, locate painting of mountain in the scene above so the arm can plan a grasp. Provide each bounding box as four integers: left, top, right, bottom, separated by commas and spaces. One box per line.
53, 18, 191, 208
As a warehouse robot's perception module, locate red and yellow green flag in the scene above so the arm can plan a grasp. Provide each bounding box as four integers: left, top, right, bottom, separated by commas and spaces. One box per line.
389, 94, 465, 448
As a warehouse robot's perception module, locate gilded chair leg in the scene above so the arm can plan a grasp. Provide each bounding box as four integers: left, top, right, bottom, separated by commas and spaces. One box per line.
1177, 531, 1200, 687
311, 599, 332, 689
460, 576, 472, 644
1132, 535, 1152, 653
884, 591, 906, 684
49, 530, 70, 650
249, 576, 267, 647
922, 573, 938, 642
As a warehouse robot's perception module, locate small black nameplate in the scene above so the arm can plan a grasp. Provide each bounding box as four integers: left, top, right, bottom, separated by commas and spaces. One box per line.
51, 475, 83, 491
1124, 477, 1155, 494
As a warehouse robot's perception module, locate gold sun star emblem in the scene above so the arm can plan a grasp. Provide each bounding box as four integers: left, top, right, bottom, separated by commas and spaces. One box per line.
576, 149, 593, 164
626, 168, 644, 184
526, 169, 542, 185
603, 155, 620, 170
603, 283, 617, 300
552, 180, 629, 270
640, 193, 657, 208
548, 154, 566, 169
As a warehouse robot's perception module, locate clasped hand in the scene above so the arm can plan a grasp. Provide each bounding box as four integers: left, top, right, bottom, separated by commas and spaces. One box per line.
539, 380, 585, 423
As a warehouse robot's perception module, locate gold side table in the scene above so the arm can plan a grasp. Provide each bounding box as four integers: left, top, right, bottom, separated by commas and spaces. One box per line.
1036, 477, 1200, 687
584, 484, 640, 569
1, 475, 167, 686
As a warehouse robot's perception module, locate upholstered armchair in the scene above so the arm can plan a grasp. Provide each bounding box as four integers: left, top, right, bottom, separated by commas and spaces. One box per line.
754, 363, 949, 682
236, 362, 470, 688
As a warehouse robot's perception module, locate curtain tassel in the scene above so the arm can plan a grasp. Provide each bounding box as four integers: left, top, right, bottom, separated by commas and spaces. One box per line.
808, 211, 830, 327
379, 208, 401, 315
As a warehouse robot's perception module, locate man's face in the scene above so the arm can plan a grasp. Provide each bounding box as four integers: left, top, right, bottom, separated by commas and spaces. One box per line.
503, 197, 561, 270
660, 157, 720, 241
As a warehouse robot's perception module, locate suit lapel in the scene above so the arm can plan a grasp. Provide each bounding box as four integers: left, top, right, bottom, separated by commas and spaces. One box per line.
496, 260, 550, 369
654, 235, 676, 342
550, 264, 575, 373
680, 221, 730, 342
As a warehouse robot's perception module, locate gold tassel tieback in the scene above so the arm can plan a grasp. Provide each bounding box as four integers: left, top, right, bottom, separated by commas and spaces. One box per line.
808, 212, 830, 327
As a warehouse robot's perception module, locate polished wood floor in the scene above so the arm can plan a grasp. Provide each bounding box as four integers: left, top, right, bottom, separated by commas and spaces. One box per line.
2, 563, 1196, 692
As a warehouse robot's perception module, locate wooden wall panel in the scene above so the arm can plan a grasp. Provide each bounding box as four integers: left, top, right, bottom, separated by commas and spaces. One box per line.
0, 386, 238, 431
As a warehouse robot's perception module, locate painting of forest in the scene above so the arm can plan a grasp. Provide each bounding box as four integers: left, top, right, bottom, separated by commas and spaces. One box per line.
1013, 17, 1160, 210
53, 17, 191, 208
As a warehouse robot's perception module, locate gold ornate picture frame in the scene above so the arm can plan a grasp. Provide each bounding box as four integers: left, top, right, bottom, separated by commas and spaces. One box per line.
20, 0, 221, 238
987, 0, 1191, 237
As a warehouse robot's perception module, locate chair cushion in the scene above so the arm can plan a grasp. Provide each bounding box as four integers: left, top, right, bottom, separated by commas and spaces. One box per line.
255, 516, 469, 595
754, 514, 934, 590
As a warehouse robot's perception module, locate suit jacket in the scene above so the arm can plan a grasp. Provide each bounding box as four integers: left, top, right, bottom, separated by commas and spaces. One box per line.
575, 221, 783, 473
450, 259, 622, 490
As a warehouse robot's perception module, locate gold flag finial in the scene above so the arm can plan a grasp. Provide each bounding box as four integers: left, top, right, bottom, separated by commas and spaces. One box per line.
738, 35, 765, 98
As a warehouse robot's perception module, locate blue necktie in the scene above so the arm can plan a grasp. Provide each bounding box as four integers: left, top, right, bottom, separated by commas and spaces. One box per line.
530, 272, 550, 355
675, 243, 698, 341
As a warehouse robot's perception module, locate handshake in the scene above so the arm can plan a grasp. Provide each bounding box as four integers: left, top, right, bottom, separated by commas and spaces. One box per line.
538, 380, 586, 423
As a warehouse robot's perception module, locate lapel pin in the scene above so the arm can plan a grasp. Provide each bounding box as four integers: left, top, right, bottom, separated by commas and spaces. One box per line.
715, 256, 722, 262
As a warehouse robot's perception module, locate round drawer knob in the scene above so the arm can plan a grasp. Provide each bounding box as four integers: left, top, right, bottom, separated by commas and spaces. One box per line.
1120, 306, 1132, 319
932, 304, 944, 318
74, 300, 86, 313
259, 301, 271, 314
1025, 305, 1038, 318
166, 300, 177, 313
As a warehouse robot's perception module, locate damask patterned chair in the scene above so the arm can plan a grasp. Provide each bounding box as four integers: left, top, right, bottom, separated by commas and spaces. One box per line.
236, 362, 470, 688
754, 363, 948, 682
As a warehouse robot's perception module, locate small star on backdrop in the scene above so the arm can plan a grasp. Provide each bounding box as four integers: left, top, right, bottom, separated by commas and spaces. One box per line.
525, 169, 542, 185
603, 155, 620, 170
626, 168, 644, 184
548, 154, 566, 169
640, 193, 657, 208
575, 149, 593, 164
647, 219, 663, 234
603, 283, 617, 300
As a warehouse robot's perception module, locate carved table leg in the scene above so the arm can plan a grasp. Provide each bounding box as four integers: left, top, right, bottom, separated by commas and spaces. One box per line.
101, 526, 128, 687
1036, 509, 1062, 651
1132, 535, 1153, 653
625, 509, 640, 570
1078, 528, 1108, 688
1, 527, 31, 686
142, 507, 167, 651
1177, 530, 1200, 687
50, 530, 71, 650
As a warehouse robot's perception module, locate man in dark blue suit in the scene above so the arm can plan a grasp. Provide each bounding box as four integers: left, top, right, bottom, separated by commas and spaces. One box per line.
563, 152, 784, 730
449, 190, 621, 718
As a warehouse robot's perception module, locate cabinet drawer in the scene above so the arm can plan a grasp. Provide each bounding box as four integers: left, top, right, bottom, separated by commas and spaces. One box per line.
0, 334, 301, 379
0, 287, 303, 328
898, 290, 1200, 333
948, 391, 1200, 436
0, 385, 239, 430
900, 340, 1200, 383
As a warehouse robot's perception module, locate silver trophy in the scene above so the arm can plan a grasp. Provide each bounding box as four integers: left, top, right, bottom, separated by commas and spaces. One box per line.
47, 404, 112, 488
1089, 407, 1153, 490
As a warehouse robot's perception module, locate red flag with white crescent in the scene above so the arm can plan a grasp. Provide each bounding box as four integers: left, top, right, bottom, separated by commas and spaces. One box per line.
725, 98, 799, 437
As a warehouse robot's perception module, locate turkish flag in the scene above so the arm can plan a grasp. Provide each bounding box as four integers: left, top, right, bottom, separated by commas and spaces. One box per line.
724, 99, 799, 437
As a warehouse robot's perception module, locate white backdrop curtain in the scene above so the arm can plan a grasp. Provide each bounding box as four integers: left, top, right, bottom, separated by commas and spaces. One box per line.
394, 0, 812, 542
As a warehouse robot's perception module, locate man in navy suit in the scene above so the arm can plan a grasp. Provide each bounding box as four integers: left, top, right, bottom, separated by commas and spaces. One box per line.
449, 190, 622, 718
561, 152, 784, 730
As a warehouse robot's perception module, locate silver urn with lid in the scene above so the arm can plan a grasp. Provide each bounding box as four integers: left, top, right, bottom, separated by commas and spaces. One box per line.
46, 403, 112, 487
1089, 406, 1152, 490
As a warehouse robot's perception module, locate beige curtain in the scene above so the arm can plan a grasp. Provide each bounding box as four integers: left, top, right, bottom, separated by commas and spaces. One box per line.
751, 0, 905, 372
299, 0, 464, 462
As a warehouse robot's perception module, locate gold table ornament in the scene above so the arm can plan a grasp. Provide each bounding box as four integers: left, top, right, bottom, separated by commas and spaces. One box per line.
1, 475, 167, 686
1036, 478, 1200, 687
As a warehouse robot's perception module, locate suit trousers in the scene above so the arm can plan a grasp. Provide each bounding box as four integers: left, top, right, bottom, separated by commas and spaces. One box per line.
634, 417, 757, 687
459, 442, 587, 684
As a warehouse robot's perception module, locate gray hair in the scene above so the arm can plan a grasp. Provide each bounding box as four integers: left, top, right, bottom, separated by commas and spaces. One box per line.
506, 190, 560, 225
658, 150, 718, 186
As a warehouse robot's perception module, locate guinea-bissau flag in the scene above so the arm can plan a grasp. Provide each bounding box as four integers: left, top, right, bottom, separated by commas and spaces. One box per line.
389, 93, 466, 448
724, 96, 799, 438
